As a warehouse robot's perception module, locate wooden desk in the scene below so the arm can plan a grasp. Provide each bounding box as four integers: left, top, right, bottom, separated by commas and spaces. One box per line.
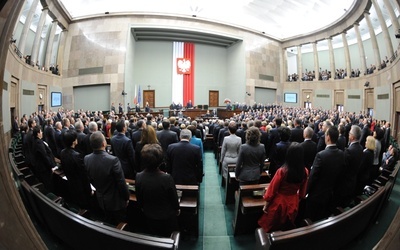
169, 109, 207, 119
233, 183, 269, 236
216, 109, 242, 120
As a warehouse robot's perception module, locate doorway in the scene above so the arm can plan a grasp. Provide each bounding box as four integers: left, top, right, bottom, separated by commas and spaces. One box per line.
143, 90, 155, 108
209, 90, 219, 107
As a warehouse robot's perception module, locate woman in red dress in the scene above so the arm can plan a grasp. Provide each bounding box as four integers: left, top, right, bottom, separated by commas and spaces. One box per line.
258, 142, 309, 232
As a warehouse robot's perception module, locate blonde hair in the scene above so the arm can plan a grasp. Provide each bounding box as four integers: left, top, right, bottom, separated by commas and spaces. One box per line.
365, 136, 376, 151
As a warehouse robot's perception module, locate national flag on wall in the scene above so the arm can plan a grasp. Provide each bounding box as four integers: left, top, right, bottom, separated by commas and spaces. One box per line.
133, 84, 138, 104
172, 42, 195, 106
138, 85, 141, 105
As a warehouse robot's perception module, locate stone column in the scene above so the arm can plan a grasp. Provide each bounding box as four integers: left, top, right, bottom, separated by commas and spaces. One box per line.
383, 0, 400, 38
282, 48, 288, 82
327, 37, 336, 80
312, 42, 319, 81
56, 30, 67, 75
372, 0, 394, 59
297, 45, 302, 80
44, 20, 58, 70
354, 23, 367, 74
364, 12, 381, 70
18, 0, 39, 55
31, 7, 48, 68
342, 32, 351, 78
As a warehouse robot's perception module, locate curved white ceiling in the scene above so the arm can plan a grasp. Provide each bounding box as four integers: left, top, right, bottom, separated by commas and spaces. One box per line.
59, 0, 355, 40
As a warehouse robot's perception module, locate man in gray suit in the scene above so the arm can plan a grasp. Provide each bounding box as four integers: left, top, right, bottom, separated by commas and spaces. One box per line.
84, 131, 129, 225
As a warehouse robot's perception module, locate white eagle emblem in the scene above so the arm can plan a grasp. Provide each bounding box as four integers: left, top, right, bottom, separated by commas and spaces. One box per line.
177, 58, 191, 74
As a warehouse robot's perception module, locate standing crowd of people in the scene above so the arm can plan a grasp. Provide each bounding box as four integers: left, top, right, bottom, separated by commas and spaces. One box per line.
17, 103, 398, 236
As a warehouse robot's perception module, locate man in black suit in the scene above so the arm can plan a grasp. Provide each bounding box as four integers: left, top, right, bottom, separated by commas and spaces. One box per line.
81, 121, 98, 156
335, 125, 363, 207
383, 122, 391, 150
74, 120, 87, 154
43, 118, 57, 158
84, 131, 129, 225
236, 121, 247, 144
167, 129, 203, 185
306, 126, 345, 222
300, 127, 317, 171
157, 119, 178, 168
135, 103, 141, 112
169, 117, 181, 138
359, 118, 371, 149
316, 120, 333, 152
23, 118, 36, 166
217, 120, 229, 147
131, 119, 146, 149
267, 117, 282, 158
290, 118, 304, 143
54, 121, 63, 158
111, 120, 136, 179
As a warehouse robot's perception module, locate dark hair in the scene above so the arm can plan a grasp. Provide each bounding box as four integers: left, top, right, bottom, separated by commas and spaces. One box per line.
275, 118, 282, 126
246, 127, 261, 146
374, 127, 384, 140
187, 125, 196, 137
285, 142, 305, 183
162, 120, 170, 129
28, 118, 36, 128
141, 144, 164, 171
326, 126, 339, 143
32, 125, 41, 137
228, 124, 237, 134
116, 119, 125, 132
62, 130, 77, 148
279, 127, 291, 142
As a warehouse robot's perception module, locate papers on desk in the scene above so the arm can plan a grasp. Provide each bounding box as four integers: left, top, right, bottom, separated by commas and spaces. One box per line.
90, 184, 96, 191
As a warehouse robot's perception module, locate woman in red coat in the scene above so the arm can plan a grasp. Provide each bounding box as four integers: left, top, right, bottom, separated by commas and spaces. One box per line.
258, 142, 309, 232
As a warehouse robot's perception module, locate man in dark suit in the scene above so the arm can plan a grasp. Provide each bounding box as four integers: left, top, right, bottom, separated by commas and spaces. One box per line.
81, 121, 98, 156
269, 127, 291, 178
335, 125, 363, 207
290, 118, 304, 143
300, 127, 317, 171
74, 120, 87, 155
131, 119, 146, 148
306, 126, 345, 222
383, 122, 391, 150
157, 119, 178, 169
118, 103, 123, 114
359, 118, 371, 149
84, 131, 129, 225
218, 120, 229, 147
54, 121, 63, 158
317, 120, 333, 152
267, 117, 282, 158
167, 129, 203, 185
43, 118, 57, 159
169, 117, 181, 138
111, 120, 136, 179
236, 122, 247, 144
23, 118, 36, 166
